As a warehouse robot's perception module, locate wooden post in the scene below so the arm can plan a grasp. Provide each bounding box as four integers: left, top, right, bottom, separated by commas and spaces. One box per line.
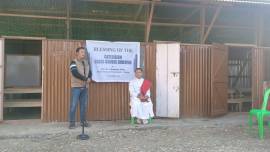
144, 1, 155, 42
203, 6, 221, 43
0, 39, 4, 122
66, 0, 71, 39
200, 7, 206, 44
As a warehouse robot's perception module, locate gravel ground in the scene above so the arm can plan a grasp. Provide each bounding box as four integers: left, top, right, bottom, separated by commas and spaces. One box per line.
0, 113, 269, 152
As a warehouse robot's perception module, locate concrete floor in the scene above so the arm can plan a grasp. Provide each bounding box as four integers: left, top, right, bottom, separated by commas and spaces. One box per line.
0, 113, 269, 152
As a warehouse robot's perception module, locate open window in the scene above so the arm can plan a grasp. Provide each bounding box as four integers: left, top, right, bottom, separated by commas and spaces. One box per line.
3, 38, 42, 120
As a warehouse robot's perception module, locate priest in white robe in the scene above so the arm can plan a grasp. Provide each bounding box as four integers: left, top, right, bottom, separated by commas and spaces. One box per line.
129, 68, 154, 124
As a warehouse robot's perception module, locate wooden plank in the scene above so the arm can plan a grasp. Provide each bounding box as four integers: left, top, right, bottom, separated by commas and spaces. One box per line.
211, 44, 228, 117
41, 40, 46, 121
228, 98, 252, 103
1, 36, 46, 40
4, 99, 41, 108
0, 38, 4, 121
4, 87, 42, 94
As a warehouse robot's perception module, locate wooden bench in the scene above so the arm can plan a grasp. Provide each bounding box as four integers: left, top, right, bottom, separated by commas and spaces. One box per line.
228, 98, 252, 112
4, 87, 42, 94
3, 99, 41, 108
4, 87, 42, 108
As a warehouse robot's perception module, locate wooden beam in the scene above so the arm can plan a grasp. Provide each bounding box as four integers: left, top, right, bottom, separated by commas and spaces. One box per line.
81, 0, 202, 8
0, 13, 66, 20
145, 1, 155, 42
1, 36, 46, 40
134, 4, 144, 20
200, 7, 206, 44
66, 0, 72, 39
0, 13, 255, 30
3, 9, 65, 15
180, 8, 199, 23
81, 0, 150, 5
202, 6, 222, 43
71, 16, 145, 24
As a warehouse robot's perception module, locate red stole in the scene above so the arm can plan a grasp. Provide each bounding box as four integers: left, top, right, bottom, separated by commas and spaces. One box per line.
140, 79, 152, 96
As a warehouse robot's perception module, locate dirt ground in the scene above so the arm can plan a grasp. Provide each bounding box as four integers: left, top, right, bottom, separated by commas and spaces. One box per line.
0, 113, 269, 152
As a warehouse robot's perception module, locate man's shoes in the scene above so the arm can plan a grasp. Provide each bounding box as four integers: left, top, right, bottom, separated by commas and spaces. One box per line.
80, 121, 90, 127
142, 119, 148, 124
136, 119, 141, 124
69, 122, 76, 129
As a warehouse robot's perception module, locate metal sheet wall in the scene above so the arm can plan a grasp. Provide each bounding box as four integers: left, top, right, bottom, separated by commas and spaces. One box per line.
42, 40, 226, 120
42, 40, 85, 122
252, 48, 262, 108
142, 43, 156, 113
252, 47, 270, 108
42, 40, 156, 122
180, 44, 212, 117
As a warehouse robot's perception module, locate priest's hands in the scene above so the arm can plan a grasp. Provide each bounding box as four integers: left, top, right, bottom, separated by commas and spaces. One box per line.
137, 93, 149, 102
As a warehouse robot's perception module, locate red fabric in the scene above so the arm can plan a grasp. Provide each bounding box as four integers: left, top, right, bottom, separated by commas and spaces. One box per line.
140, 79, 152, 96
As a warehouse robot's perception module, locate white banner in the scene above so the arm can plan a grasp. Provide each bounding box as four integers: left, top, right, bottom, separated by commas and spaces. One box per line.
86, 40, 140, 82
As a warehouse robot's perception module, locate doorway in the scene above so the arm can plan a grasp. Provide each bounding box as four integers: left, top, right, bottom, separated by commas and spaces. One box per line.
227, 46, 252, 112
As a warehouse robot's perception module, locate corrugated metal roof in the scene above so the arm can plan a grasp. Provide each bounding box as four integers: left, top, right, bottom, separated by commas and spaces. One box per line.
215, 0, 270, 4
183, 0, 270, 6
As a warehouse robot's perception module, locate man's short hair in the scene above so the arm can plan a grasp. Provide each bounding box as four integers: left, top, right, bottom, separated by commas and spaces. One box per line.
135, 68, 143, 72
76, 47, 85, 53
